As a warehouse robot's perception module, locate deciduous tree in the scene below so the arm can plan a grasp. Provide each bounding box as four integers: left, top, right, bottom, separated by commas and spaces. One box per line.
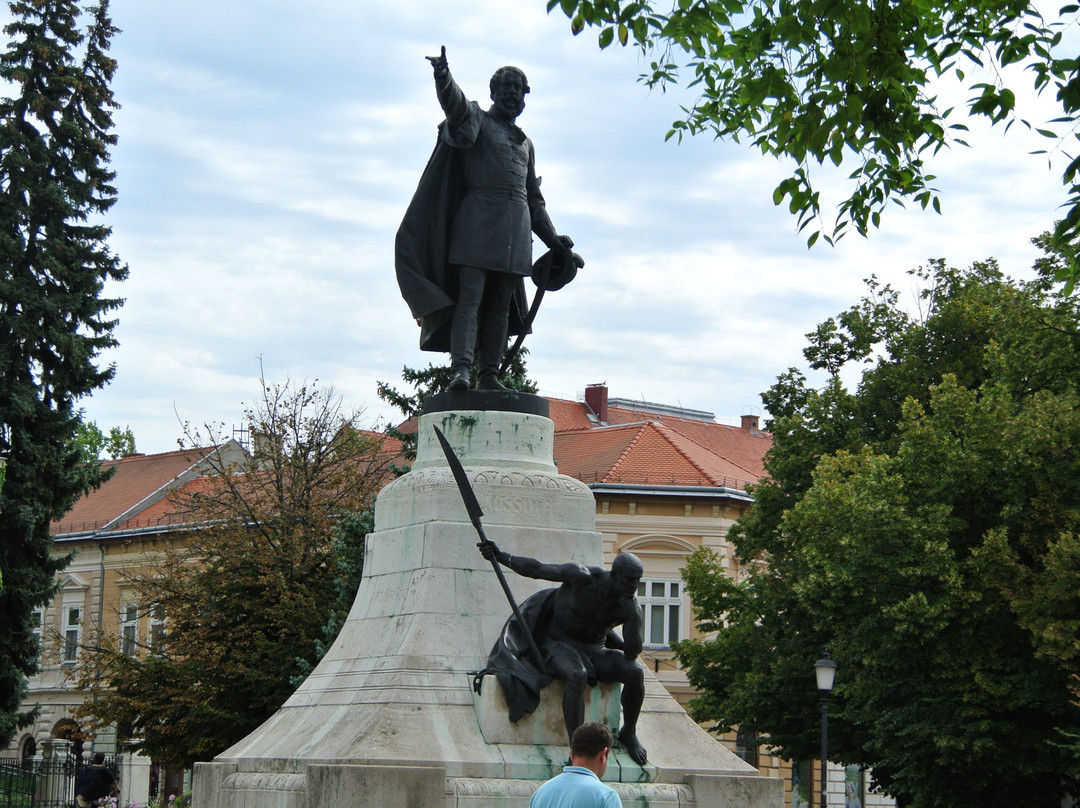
74, 417, 135, 460
547, 0, 1080, 288
674, 246, 1080, 807
74, 379, 393, 766
0, 0, 126, 746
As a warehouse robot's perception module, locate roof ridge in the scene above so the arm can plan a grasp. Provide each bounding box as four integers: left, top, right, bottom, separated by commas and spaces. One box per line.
606, 423, 654, 482
96, 444, 232, 532
112, 446, 199, 461
655, 420, 763, 479
646, 421, 725, 485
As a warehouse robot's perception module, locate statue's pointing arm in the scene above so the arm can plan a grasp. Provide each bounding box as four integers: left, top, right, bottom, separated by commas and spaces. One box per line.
425, 45, 449, 81
426, 45, 469, 128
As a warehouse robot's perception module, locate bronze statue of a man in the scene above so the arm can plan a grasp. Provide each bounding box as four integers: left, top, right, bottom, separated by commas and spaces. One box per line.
395, 47, 576, 392
478, 540, 648, 765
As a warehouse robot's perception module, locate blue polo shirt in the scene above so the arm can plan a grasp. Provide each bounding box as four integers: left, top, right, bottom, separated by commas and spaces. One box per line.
529, 765, 621, 808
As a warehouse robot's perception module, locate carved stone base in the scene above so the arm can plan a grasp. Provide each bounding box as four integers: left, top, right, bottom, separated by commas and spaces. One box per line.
473, 676, 622, 747
196, 763, 779, 808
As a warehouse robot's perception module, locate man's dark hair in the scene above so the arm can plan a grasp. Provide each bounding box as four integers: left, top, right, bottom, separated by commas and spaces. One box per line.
92, 751, 106, 765
570, 722, 613, 759
489, 66, 529, 96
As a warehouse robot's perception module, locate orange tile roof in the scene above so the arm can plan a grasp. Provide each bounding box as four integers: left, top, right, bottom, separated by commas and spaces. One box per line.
548, 397, 770, 491
392, 393, 770, 491
546, 397, 595, 431
52, 431, 408, 538
56, 394, 767, 537
51, 448, 212, 536
555, 421, 763, 490
109, 474, 216, 532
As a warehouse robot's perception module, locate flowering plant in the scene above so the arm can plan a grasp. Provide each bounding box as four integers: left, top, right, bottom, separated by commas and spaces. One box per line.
98, 798, 138, 808
146, 792, 190, 808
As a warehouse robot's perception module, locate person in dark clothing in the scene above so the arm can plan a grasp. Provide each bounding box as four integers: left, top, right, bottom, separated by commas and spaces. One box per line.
74, 752, 118, 807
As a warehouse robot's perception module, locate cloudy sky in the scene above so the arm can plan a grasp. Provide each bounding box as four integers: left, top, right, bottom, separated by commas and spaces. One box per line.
49, 0, 1071, 453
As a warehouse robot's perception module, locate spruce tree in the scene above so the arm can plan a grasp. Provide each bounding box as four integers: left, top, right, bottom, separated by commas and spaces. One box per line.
0, 0, 126, 745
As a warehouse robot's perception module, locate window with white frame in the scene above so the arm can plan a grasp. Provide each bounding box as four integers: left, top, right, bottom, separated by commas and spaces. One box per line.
62, 606, 82, 664
30, 609, 43, 667
148, 604, 166, 654
637, 579, 682, 648
121, 604, 139, 655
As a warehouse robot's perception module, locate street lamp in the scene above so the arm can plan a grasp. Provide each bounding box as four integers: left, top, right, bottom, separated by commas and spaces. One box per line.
814, 651, 837, 808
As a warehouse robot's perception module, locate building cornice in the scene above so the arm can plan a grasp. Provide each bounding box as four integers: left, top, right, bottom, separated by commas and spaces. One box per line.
586, 482, 754, 504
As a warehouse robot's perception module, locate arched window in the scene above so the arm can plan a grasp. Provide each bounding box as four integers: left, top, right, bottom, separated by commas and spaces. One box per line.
18, 735, 37, 762
51, 719, 84, 761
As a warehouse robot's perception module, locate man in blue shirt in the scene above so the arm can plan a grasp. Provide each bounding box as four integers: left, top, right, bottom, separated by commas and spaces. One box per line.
530, 723, 621, 808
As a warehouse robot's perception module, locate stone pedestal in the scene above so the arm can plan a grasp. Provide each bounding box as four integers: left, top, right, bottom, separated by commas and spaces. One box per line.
119, 745, 152, 807
41, 739, 74, 807
193, 408, 782, 807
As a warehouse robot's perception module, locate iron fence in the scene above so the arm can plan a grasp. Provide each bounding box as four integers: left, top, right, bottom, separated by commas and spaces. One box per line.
0, 757, 118, 808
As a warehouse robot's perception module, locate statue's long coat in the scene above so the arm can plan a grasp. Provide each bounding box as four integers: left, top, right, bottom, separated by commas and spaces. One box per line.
395, 76, 551, 352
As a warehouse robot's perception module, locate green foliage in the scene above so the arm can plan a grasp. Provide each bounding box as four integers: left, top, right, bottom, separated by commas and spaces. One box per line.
0, 0, 126, 746
674, 245, 1080, 806
376, 347, 538, 466
74, 378, 390, 766
290, 508, 373, 686
546, 0, 1080, 287
74, 416, 136, 461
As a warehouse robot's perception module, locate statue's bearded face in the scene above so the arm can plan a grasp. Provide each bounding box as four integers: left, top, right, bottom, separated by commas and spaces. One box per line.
491, 72, 527, 121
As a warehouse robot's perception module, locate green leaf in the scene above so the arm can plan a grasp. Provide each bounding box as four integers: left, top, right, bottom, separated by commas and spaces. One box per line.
559, 0, 1080, 296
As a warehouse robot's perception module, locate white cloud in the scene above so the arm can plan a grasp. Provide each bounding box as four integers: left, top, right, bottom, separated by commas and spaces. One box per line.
61, 0, 1074, 450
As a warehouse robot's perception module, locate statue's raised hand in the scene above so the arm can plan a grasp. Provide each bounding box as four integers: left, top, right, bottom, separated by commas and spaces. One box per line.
426, 46, 449, 80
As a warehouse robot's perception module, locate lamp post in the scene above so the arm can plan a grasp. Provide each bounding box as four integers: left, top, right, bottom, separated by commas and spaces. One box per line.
814, 651, 837, 808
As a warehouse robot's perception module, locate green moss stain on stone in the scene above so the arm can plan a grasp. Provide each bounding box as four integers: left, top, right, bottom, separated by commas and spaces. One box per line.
438, 414, 480, 456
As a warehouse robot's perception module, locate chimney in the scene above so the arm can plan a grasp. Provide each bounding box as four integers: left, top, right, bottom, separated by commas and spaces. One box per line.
741, 414, 760, 431
585, 383, 609, 423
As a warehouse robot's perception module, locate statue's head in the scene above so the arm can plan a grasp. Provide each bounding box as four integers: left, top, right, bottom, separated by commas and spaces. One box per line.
611, 552, 643, 595
489, 66, 529, 120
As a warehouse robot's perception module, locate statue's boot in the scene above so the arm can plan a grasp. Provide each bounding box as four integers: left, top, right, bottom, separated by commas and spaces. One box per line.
449, 275, 481, 391
449, 364, 471, 391
476, 276, 515, 391
476, 317, 509, 391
